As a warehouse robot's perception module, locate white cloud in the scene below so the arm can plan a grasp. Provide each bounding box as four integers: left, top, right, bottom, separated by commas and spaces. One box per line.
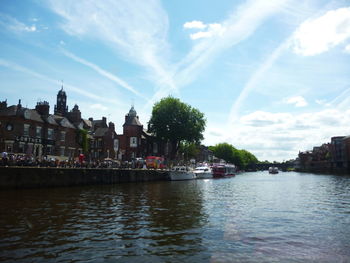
175, 0, 294, 89
345, 44, 350, 53
292, 7, 350, 56
61, 49, 144, 98
49, 0, 178, 105
90, 104, 108, 111
205, 108, 350, 161
0, 58, 121, 105
315, 99, 329, 106
185, 22, 225, 40
49, 0, 296, 111
0, 13, 37, 32
183, 20, 207, 29
228, 38, 291, 123
284, 95, 308, 107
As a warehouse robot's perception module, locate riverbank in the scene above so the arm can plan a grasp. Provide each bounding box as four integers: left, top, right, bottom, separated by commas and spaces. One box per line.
0, 167, 170, 190
296, 167, 350, 175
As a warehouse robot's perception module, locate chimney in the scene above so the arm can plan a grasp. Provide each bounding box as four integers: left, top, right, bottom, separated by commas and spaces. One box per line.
109, 122, 115, 131
35, 101, 50, 116
0, 99, 7, 110
102, 117, 107, 126
89, 117, 93, 122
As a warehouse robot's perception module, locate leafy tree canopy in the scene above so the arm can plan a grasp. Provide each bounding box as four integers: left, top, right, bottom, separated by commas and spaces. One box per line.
210, 143, 259, 169
148, 96, 206, 158
179, 142, 200, 161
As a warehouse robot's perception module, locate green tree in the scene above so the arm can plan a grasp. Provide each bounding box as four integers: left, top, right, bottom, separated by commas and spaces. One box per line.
179, 142, 200, 162
210, 143, 259, 169
148, 96, 206, 159
210, 143, 235, 163
77, 129, 89, 154
239, 149, 258, 168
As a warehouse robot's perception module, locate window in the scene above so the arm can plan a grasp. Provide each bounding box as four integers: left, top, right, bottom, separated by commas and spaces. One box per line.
5, 142, 13, 152
98, 139, 102, 148
48, 129, 53, 140
130, 137, 137, 148
19, 143, 25, 153
24, 124, 30, 136
153, 142, 158, 153
60, 131, 66, 141
60, 147, 65, 156
114, 139, 119, 151
46, 145, 52, 155
36, 126, 42, 138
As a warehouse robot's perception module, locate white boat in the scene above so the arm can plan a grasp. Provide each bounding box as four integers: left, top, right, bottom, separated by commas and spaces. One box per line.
194, 166, 213, 179
268, 167, 279, 174
169, 166, 196, 181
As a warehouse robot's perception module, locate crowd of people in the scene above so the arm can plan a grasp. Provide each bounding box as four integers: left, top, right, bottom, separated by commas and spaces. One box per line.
0, 152, 148, 169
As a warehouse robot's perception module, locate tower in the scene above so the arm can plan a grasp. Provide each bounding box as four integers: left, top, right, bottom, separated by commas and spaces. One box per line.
54, 86, 68, 116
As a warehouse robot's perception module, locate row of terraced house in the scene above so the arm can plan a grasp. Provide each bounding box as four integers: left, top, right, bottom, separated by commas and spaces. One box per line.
0, 87, 205, 163
297, 136, 350, 174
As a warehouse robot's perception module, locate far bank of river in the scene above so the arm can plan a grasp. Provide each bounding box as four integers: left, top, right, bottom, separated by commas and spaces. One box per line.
1, 166, 350, 190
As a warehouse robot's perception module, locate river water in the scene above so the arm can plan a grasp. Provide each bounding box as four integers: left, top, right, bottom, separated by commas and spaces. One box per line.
0, 171, 349, 262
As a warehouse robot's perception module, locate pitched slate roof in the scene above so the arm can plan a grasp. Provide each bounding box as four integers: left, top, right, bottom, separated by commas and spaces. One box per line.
94, 127, 109, 137
52, 115, 76, 129
0, 106, 44, 123
82, 119, 92, 128
123, 106, 142, 126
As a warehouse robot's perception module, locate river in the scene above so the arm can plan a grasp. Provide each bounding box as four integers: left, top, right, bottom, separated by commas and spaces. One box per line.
0, 171, 349, 262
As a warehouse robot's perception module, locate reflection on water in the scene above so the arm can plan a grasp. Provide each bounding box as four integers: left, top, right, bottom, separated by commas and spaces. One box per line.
0, 172, 350, 262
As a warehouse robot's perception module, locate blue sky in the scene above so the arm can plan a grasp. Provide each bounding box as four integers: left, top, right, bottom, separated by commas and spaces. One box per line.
1, 0, 350, 161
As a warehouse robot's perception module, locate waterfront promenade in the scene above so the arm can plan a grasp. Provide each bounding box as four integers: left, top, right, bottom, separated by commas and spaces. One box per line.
0, 167, 169, 190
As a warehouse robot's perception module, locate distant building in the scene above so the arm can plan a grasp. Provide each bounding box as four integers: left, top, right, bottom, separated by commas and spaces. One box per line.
330, 136, 346, 169
89, 117, 117, 160
0, 97, 78, 160
0, 87, 118, 162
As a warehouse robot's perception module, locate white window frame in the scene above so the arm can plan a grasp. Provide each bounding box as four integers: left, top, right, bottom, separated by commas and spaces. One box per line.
24, 124, 30, 136
130, 137, 137, 148
114, 139, 119, 151
60, 146, 65, 156
36, 126, 42, 138
48, 128, 53, 140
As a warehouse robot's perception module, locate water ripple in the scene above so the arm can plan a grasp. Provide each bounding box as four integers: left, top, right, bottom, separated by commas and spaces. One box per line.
0, 172, 350, 262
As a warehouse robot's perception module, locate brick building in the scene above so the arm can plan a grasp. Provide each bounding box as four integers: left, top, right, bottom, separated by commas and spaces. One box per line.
0, 98, 78, 160
0, 87, 118, 162
116, 106, 170, 161
89, 117, 117, 160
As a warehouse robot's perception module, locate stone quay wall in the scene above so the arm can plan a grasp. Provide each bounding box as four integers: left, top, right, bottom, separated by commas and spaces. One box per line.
0, 167, 170, 190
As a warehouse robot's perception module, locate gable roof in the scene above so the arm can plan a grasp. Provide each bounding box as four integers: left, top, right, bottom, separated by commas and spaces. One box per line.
52, 115, 76, 129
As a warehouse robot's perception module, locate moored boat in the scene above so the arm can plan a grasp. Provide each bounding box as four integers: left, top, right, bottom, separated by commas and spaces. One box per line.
212, 163, 236, 178
169, 166, 196, 181
268, 167, 279, 174
194, 166, 213, 179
